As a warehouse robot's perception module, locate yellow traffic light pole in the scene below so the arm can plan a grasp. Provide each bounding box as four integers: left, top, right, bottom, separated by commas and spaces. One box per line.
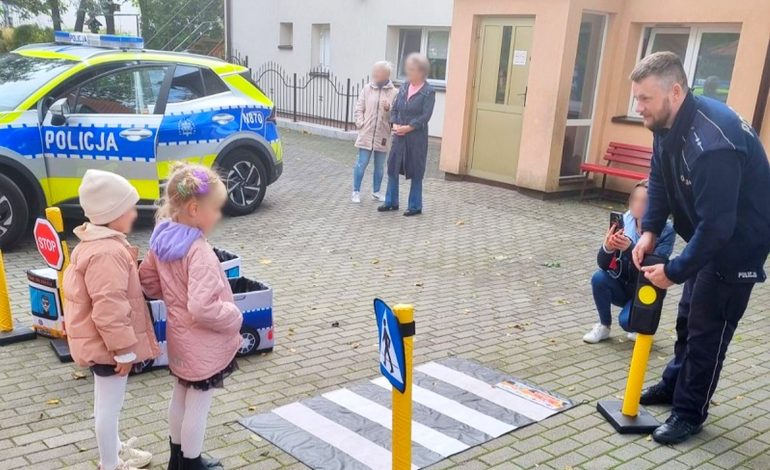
597, 255, 667, 434
391, 304, 413, 470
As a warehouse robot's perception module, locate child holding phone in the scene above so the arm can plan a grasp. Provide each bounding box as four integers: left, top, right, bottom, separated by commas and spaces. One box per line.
583, 180, 675, 343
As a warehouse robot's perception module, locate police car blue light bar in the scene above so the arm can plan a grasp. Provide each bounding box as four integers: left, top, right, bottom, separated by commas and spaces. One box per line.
54, 31, 144, 50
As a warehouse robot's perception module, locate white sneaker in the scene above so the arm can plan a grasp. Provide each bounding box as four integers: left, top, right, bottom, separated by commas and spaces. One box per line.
583, 324, 611, 344
351, 191, 361, 203
119, 437, 152, 468
372, 192, 385, 202
101, 460, 139, 470
627, 332, 637, 341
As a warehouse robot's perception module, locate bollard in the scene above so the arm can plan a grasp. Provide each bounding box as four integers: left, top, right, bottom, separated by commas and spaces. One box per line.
597, 254, 668, 434
392, 304, 414, 470
0, 249, 37, 345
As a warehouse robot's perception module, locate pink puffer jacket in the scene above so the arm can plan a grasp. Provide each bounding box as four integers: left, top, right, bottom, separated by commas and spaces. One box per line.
139, 221, 242, 382
63, 224, 160, 367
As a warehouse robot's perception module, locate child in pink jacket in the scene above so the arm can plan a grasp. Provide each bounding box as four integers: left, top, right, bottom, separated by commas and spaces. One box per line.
64, 170, 159, 470
139, 163, 242, 470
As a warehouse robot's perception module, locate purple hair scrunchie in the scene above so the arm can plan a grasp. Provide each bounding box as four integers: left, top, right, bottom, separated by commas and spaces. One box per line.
191, 168, 210, 195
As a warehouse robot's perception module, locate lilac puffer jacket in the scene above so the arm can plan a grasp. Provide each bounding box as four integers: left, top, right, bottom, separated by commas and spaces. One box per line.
139, 221, 242, 381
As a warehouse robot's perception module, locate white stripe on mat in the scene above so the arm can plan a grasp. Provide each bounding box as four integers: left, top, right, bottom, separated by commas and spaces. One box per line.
416, 362, 556, 421
323, 389, 468, 457
273, 402, 417, 470
371, 377, 514, 438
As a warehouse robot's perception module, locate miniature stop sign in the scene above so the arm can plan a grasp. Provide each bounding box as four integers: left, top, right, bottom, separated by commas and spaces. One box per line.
34, 218, 64, 271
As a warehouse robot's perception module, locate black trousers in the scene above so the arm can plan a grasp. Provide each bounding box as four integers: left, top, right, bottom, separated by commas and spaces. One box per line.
660, 264, 754, 425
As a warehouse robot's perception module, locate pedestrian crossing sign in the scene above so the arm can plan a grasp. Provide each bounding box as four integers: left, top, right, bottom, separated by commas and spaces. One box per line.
374, 298, 407, 393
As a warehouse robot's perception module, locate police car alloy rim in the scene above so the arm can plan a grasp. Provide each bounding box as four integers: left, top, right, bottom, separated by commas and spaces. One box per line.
227, 161, 261, 208
240, 330, 257, 354
0, 195, 13, 238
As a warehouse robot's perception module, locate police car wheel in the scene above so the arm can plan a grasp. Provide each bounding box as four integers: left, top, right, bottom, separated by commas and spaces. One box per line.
0, 173, 29, 250
237, 327, 260, 357
221, 149, 267, 216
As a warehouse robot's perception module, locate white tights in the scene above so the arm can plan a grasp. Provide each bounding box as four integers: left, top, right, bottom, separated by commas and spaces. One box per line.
168, 379, 214, 458
93, 374, 128, 470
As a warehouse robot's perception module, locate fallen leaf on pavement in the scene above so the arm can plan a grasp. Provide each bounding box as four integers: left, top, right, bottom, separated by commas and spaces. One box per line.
260, 450, 269, 457
556, 299, 570, 305
543, 261, 562, 268
259, 259, 272, 265
71, 371, 87, 380
646, 435, 652, 441
331, 321, 340, 328
371, 259, 380, 265
248, 406, 257, 411
251, 434, 262, 442
351, 343, 360, 349
46, 399, 60, 405
415, 281, 424, 287
455, 220, 465, 226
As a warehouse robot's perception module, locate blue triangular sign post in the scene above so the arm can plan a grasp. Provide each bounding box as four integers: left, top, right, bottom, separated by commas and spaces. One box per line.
374, 298, 406, 393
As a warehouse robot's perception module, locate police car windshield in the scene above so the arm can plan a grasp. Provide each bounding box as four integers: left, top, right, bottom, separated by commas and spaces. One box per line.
0, 53, 77, 111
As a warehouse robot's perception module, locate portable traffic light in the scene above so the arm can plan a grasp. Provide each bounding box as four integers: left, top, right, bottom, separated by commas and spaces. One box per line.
597, 254, 668, 434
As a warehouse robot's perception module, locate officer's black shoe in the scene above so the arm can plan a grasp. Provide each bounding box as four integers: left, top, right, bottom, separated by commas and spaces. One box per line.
377, 204, 399, 212
640, 382, 673, 406
403, 209, 422, 217
652, 415, 703, 445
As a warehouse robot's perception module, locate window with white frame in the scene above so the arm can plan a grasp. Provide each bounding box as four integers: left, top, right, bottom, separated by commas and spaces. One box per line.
395, 27, 449, 83
629, 25, 740, 114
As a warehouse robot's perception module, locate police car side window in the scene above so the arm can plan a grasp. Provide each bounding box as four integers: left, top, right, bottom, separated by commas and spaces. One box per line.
168, 66, 229, 104
201, 68, 229, 95
168, 65, 206, 103
73, 66, 167, 115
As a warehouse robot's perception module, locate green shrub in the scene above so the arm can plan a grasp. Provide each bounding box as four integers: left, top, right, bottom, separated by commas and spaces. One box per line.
7, 24, 54, 50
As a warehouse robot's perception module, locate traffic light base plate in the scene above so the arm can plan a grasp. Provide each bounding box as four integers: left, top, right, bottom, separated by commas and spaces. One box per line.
598, 399, 660, 434
0, 327, 36, 346
50, 338, 73, 363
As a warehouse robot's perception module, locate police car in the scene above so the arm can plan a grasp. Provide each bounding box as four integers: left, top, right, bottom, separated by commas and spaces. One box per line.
0, 32, 283, 248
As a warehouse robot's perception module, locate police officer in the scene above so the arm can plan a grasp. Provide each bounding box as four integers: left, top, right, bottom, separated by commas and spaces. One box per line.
630, 51, 770, 444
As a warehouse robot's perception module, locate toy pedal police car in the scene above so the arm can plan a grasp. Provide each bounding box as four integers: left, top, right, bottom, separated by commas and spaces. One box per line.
0, 32, 283, 249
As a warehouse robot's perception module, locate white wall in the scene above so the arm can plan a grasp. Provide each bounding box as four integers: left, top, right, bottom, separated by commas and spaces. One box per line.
229, 0, 453, 137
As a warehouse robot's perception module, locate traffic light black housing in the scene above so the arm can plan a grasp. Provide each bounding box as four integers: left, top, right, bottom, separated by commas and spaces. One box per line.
628, 254, 668, 335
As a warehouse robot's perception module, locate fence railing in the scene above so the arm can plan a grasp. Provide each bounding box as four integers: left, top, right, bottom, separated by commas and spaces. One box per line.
230, 56, 369, 131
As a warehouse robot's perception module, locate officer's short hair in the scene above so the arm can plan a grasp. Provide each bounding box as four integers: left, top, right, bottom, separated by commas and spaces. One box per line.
629, 51, 688, 90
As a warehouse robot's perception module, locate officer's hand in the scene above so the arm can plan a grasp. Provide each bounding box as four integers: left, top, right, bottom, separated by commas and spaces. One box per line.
632, 232, 656, 270
114, 362, 133, 376
641, 264, 674, 289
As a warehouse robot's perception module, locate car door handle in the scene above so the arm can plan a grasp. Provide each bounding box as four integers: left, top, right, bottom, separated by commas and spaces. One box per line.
119, 128, 153, 142
212, 113, 235, 125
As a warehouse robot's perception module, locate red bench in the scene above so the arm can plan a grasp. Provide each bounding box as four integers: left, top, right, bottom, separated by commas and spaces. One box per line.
579, 142, 653, 200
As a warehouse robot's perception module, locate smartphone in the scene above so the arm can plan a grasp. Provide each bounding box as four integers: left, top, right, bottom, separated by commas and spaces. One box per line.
610, 211, 624, 231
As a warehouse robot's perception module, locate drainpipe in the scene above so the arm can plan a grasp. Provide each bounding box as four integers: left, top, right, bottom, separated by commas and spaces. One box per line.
224, 0, 233, 60
752, 37, 770, 134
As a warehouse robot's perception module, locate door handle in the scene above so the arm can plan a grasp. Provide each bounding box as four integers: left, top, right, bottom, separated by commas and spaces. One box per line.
212, 113, 235, 125
119, 128, 153, 142
517, 87, 528, 106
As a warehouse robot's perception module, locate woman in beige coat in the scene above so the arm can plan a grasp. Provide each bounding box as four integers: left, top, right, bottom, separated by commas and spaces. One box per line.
352, 61, 399, 203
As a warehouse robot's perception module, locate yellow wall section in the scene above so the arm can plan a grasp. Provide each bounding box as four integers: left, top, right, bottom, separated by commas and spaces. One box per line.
42, 177, 159, 205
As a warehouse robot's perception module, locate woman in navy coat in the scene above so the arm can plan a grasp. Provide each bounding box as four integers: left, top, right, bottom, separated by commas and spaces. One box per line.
378, 53, 436, 216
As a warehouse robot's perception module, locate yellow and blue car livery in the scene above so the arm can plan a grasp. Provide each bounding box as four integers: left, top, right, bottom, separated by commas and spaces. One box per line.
0, 32, 282, 248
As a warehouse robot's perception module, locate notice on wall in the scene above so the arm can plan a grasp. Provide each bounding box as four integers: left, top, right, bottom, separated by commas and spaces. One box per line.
513, 50, 528, 66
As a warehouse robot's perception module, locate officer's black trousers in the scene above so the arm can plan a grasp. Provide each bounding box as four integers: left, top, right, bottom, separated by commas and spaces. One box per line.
660, 264, 754, 425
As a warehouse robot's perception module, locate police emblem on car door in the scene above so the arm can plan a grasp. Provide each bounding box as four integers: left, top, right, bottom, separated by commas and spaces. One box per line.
41, 65, 168, 203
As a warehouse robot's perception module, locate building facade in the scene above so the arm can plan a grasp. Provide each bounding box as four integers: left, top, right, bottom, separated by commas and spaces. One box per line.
440, 0, 770, 194
225, 0, 453, 137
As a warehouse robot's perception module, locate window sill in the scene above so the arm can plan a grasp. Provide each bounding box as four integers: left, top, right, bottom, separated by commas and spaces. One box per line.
611, 115, 644, 126
277, 45, 293, 50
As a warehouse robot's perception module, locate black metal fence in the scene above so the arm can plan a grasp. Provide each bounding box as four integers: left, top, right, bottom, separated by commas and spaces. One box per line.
230, 55, 368, 131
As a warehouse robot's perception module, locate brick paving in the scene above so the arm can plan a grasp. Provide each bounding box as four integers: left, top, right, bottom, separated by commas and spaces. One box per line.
1, 129, 769, 469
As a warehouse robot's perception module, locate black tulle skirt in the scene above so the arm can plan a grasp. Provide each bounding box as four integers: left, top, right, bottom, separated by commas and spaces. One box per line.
171, 358, 239, 391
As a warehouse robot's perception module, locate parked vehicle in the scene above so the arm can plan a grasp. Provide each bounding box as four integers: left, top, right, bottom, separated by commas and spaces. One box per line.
0, 32, 283, 249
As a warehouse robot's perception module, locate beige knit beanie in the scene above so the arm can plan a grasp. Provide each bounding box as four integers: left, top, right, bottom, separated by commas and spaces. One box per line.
79, 169, 139, 225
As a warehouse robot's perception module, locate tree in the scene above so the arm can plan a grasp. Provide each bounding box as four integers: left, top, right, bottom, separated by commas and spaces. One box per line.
132, 0, 223, 51
1, 0, 64, 31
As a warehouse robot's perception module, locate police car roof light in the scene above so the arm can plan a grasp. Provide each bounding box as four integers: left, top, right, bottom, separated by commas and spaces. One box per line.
54, 31, 144, 50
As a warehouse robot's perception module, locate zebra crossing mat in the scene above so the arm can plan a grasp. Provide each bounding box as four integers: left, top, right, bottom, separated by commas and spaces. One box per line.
240, 357, 574, 470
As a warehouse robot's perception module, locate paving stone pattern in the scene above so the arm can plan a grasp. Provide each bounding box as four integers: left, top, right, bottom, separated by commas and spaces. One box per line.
0, 130, 768, 469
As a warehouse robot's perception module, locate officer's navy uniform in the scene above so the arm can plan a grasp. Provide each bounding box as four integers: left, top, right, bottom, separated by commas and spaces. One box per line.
643, 91, 770, 426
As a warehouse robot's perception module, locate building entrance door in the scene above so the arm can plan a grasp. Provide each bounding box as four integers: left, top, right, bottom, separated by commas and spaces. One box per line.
468, 17, 534, 183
